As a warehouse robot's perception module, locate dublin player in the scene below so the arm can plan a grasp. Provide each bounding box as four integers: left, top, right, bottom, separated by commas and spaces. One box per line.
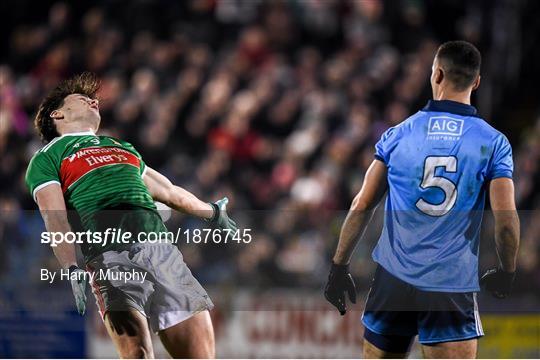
325, 41, 519, 358
26, 73, 237, 358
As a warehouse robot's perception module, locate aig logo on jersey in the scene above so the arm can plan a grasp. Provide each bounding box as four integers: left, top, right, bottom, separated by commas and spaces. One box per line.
427, 116, 464, 140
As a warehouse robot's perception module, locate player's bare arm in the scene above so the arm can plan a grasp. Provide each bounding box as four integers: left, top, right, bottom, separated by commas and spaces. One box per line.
143, 166, 214, 219
481, 177, 520, 298
35, 183, 87, 315
143, 166, 238, 232
35, 183, 76, 268
333, 160, 388, 265
324, 160, 387, 315
490, 178, 520, 272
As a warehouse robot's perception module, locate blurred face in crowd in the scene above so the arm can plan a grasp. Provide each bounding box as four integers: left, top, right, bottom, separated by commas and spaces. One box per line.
50, 93, 101, 133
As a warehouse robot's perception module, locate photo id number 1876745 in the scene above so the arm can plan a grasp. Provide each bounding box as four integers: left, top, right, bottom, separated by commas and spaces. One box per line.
183, 228, 252, 244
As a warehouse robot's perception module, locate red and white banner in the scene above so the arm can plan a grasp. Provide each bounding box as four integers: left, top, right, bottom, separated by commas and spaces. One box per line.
213, 291, 364, 358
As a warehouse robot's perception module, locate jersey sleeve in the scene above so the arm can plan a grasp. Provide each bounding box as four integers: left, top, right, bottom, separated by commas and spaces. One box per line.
374, 126, 400, 164
140, 157, 147, 177
25, 151, 61, 202
487, 134, 513, 180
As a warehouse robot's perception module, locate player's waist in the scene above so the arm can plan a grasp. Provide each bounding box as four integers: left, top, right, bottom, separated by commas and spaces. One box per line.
373, 246, 480, 292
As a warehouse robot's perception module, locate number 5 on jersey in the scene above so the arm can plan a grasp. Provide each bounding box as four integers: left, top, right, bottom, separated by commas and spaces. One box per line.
416, 156, 457, 216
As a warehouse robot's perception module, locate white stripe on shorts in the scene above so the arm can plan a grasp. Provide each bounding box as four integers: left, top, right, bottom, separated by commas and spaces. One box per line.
473, 293, 484, 336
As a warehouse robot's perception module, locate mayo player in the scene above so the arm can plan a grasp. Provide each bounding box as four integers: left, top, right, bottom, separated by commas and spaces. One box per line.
26, 73, 237, 358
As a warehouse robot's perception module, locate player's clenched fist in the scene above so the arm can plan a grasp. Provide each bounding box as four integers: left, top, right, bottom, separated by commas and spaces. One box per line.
480, 267, 515, 299
324, 262, 357, 315
69, 265, 88, 315
208, 197, 238, 233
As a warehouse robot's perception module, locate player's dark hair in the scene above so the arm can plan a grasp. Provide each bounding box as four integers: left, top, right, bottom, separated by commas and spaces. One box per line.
435, 40, 481, 91
35, 72, 101, 142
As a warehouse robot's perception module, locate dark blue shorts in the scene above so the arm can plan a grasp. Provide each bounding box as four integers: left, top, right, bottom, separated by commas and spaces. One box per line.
362, 265, 483, 353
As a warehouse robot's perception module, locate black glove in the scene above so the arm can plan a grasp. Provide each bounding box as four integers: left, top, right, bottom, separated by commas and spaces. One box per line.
324, 262, 356, 315
480, 267, 515, 299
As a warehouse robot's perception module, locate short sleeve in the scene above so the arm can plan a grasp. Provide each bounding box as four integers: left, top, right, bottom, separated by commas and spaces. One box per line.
374, 126, 400, 164
140, 159, 147, 177
487, 134, 513, 180
25, 152, 61, 202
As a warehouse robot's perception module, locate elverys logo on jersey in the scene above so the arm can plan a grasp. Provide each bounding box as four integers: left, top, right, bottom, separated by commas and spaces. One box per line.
60, 146, 140, 192
427, 116, 464, 140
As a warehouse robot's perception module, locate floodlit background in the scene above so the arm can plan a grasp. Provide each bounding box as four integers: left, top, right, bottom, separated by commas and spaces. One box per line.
0, 0, 539, 358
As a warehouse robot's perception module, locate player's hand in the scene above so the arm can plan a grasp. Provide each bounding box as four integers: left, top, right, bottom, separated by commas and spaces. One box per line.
208, 197, 238, 233
69, 265, 87, 315
324, 262, 356, 315
480, 267, 515, 299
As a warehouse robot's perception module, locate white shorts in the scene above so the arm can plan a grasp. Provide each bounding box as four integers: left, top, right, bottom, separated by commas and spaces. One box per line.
86, 243, 214, 332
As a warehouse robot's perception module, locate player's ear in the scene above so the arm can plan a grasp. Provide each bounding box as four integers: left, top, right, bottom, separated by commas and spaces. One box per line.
471, 75, 481, 91
50, 109, 64, 121
434, 67, 444, 85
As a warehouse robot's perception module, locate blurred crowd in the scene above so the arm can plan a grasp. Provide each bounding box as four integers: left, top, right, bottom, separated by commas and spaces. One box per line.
0, 0, 538, 299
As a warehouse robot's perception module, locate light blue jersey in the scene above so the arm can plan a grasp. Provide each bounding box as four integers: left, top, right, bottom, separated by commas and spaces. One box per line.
372, 100, 513, 292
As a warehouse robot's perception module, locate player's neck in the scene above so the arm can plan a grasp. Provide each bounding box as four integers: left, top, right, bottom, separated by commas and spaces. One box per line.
59, 122, 97, 136
433, 88, 472, 105
60, 128, 96, 136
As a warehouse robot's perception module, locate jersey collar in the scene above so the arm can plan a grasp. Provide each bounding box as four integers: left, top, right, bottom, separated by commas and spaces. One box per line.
422, 100, 478, 117
60, 131, 96, 137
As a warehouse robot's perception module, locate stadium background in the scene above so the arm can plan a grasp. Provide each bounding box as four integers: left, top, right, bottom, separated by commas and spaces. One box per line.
0, 0, 538, 358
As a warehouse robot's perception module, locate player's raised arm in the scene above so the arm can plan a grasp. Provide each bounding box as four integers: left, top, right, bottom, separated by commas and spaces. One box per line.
143, 166, 238, 231
481, 178, 520, 298
35, 184, 87, 315
325, 159, 388, 315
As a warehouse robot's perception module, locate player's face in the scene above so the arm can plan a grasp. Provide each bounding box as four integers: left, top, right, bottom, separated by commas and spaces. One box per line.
57, 93, 101, 129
